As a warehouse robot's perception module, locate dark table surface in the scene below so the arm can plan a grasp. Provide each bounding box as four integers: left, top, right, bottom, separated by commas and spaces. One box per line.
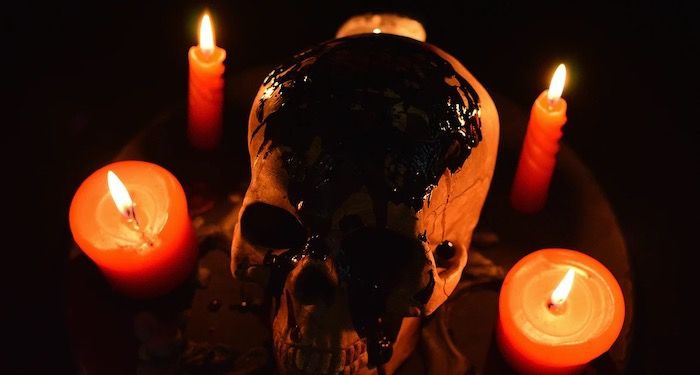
6, 0, 697, 373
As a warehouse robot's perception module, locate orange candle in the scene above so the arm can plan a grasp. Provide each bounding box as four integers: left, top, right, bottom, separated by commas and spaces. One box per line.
188, 12, 226, 150
496, 248, 625, 374
510, 64, 568, 213
69, 161, 198, 298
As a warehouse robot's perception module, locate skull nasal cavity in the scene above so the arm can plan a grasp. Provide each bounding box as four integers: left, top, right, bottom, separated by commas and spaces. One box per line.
240, 202, 306, 249
294, 265, 336, 306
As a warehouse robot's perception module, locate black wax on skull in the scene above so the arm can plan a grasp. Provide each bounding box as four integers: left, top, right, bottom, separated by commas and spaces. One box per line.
251, 34, 481, 366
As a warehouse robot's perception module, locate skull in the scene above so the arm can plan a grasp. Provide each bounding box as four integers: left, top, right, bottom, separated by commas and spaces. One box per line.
231, 34, 498, 374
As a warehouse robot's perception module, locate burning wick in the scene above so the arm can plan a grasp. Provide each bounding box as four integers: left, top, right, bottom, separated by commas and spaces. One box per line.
107, 170, 153, 246
548, 268, 575, 312
546, 63, 567, 109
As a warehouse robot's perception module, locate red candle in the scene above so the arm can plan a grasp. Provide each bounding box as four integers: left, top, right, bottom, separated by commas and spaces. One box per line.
188, 12, 226, 150
496, 249, 625, 374
69, 161, 198, 298
510, 64, 568, 213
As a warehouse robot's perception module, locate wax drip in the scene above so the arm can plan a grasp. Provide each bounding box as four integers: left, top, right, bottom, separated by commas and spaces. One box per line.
263, 249, 301, 299
252, 33, 482, 217
368, 317, 394, 366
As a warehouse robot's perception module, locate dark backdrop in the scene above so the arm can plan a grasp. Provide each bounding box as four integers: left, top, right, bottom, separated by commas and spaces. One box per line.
6, 0, 696, 373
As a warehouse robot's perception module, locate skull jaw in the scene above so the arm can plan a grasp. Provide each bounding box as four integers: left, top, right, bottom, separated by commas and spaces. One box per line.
269, 256, 428, 375
271, 283, 370, 374
272, 304, 422, 375
272, 331, 371, 375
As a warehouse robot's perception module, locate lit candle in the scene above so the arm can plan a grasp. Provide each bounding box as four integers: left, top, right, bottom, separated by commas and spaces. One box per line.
335, 13, 427, 42
496, 248, 625, 374
188, 12, 226, 150
69, 161, 198, 298
510, 64, 568, 213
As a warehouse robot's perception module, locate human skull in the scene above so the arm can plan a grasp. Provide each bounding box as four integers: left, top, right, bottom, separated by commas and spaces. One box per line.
231, 34, 498, 374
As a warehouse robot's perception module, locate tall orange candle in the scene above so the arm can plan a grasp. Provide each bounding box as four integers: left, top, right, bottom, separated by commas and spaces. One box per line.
69, 161, 198, 298
188, 12, 226, 150
496, 249, 625, 374
510, 64, 568, 213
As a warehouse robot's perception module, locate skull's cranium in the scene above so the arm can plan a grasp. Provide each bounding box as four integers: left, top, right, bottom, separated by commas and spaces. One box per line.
231, 34, 498, 374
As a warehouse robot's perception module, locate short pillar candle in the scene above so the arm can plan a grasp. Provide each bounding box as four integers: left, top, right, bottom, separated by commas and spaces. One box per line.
496, 248, 625, 374
69, 160, 198, 298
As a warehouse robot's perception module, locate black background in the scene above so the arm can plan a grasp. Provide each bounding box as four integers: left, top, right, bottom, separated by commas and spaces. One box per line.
6, 0, 697, 373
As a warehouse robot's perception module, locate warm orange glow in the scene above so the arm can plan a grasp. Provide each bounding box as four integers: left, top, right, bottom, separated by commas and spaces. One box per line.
550, 268, 575, 307
547, 64, 567, 102
107, 170, 136, 220
199, 13, 215, 53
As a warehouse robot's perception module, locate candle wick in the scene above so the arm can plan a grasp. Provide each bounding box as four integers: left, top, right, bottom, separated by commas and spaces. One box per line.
125, 205, 155, 247
125, 204, 141, 229
547, 298, 566, 314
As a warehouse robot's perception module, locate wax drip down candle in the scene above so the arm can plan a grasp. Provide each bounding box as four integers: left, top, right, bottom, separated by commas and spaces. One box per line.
188, 12, 226, 150
496, 249, 625, 374
69, 161, 198, 298
510, 64, 568, 213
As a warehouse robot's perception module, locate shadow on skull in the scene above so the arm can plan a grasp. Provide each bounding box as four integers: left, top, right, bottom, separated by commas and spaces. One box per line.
231, 34, 498, 374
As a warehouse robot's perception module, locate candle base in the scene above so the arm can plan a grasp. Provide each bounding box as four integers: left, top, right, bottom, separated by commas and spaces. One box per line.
496, 317, 587, 375
100, 224, 198, 299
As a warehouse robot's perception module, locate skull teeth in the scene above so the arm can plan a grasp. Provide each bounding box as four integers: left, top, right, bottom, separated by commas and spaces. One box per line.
279, 338, 367, 374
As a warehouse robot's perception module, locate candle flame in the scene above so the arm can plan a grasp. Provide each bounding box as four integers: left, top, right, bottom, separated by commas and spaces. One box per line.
550, 268, 575, 307
547, 63, 567, 102
199, 13, 215, 53
107, 170, 136, 220
372, 28, 382, 34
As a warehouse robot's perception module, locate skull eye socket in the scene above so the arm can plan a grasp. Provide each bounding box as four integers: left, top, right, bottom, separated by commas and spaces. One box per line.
434, 240, 456, 268
240, 202, 306, 249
